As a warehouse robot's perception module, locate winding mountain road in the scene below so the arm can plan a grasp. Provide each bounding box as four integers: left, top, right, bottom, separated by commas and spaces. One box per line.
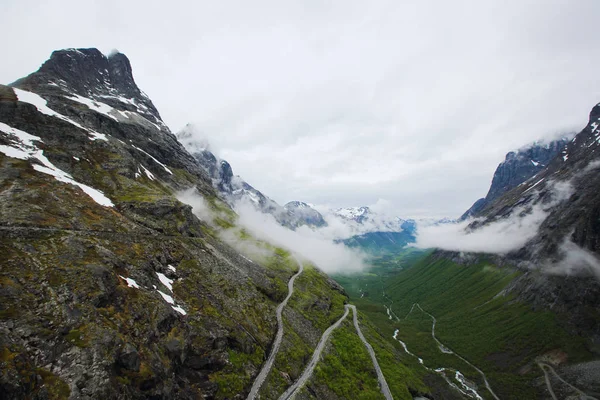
277, 306, 350, 400
279, 305, 393, 400
538, 362, 598, 400
246, 258, 393, 400
349, 304, 394, 400
246, 257, 304, 400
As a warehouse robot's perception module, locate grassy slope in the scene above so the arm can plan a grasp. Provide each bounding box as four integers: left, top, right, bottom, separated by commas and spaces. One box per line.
300, 311, 428, 400
333, 252, 595, 399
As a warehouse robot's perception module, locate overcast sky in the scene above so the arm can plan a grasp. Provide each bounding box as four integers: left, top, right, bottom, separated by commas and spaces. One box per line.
2, 1, 600, 217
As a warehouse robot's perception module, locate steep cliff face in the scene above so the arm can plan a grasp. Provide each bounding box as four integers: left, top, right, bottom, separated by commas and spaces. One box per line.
461, 139, 568, 219
0, 49, 351, 399
459, 103, 600, 348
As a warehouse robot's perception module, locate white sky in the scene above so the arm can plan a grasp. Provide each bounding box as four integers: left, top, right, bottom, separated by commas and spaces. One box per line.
2, 0, 599, 217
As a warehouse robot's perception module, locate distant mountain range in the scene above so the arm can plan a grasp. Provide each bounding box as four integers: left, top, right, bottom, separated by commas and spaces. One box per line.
176, 127, 424, 242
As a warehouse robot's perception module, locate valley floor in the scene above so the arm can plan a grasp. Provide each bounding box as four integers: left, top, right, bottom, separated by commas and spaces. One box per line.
333, 250, 600, 399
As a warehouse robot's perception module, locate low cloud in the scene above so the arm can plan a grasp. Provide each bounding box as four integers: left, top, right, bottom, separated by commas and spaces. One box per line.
545, 239, 600, 279
414, 179, 574, 254
177, 188, 213, 222
233, 202, 368, 274
313, 198, 405, 240
177, 189, 368, 274
414, 207, 547, 254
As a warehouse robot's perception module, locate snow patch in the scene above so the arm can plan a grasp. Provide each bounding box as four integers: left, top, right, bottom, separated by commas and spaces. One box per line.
66, 94, 118, 121
141, 165, 155, 180
132, 145, 173, 174
157, 290, 175, 304
156, 272, 173, 292
171, 305, 187, 315
523, 178, 545, 193
0, 122, 113, 207
119, 275, 140, 289
14, 88, 108, 141
156, 289, 187, 315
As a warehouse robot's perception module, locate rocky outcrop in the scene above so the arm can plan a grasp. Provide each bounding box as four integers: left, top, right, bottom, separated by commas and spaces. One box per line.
461, 138, 568, 220
12, 48, 164, 130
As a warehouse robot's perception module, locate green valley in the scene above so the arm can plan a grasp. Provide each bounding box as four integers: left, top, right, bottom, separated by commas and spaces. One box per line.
333, 250, 596, 399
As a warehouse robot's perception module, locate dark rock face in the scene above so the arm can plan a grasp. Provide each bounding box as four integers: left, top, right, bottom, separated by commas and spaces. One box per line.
118, 343, 141, 372
461, 138, 568, 220
461, 198, 486, 220
486, 139, 568, 203
475, 103, 600, 259
12, 48, 163, 127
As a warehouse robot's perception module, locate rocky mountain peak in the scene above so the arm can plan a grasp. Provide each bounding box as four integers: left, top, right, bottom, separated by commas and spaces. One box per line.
284, 201, 326, 227
106, 51, 136, 92
284, 201, 313, 209
334, 206, 371, 223
488, 139, 568, 202
590, 102, 600, 121
11, 48, 164, 128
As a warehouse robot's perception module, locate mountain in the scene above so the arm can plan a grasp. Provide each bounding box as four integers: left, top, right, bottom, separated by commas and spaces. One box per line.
341, 231, 415, 256
172, 131, 424, 245
283, 201, 326, 227
333, 206, 372, 224
469, 104, 600, 261
463, 103, 600, 320
461, 138, 569, 219
332, 104, 600, 398
176, 125, 326, 230
329, 206, 407, 234
1, 48, 422, 400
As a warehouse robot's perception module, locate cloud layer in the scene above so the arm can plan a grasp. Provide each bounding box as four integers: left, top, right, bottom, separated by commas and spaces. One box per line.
177, 189, 368, 274
2, 1, 600, 216
414, 179, 574, 254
